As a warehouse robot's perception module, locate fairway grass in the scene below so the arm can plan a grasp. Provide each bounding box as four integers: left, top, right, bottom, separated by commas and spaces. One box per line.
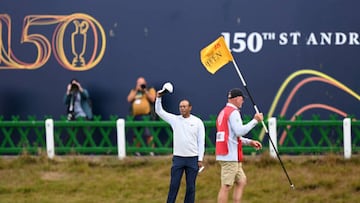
0, 153, 359, 202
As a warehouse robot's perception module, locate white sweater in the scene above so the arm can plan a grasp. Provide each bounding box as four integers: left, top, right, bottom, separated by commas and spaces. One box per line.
155, 97, 205, 161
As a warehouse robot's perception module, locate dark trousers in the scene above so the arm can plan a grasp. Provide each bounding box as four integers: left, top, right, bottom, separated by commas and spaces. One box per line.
167, 156, 199, 203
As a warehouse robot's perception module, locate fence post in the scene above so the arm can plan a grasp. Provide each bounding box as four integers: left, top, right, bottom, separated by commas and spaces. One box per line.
268, 117, 277, 158
343, 118, 351, 159
117, 118, 126, 159
45, 119, 55, 159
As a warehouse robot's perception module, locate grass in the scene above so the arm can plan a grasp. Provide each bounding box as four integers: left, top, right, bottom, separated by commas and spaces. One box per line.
0, 152, 360, 202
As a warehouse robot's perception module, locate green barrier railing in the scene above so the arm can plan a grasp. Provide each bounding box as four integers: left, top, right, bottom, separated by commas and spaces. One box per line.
274, 115, 360, 154
0, 115, 359, 156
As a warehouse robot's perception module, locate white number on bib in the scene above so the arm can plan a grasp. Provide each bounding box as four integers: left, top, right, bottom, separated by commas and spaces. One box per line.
216, 132, 225, 142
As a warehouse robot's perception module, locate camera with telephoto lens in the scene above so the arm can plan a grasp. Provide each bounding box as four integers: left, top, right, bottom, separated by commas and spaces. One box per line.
70, 83, 79, 91
140, 84, 146, 89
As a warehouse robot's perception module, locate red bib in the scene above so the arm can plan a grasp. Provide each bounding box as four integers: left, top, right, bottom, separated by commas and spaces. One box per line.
216, 105, 243, 161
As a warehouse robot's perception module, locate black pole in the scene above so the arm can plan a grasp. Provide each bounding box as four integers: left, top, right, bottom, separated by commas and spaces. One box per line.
243, 84, 295, 189
244, 85, 295, 189
230, 58, 295, 189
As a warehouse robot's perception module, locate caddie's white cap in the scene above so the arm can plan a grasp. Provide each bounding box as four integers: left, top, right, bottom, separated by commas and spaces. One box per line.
158, 82, 173, 94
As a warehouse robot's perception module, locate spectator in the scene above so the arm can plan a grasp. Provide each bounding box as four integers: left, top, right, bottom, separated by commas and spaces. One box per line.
64, 79, 93, 120
155, 85, 205, 203
216, 88, 263, 203
127, 76, 156, 156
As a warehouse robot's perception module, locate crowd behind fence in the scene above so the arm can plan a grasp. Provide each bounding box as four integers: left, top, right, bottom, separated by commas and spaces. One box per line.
0, 115, 359, 159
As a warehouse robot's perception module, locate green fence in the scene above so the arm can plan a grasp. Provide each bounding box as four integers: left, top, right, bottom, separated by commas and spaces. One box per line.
0, 115, 359, 156
273, 115, 360, 154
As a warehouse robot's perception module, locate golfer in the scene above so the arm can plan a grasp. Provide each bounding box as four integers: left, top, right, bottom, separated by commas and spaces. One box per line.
216, 88, 263, 203
155, 83, 205, 203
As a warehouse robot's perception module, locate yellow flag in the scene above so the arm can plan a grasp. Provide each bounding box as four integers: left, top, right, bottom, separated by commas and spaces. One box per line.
200, 36, 233, 74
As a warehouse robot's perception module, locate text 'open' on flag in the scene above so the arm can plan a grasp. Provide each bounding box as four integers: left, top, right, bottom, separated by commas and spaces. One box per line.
200, 36, 233, 74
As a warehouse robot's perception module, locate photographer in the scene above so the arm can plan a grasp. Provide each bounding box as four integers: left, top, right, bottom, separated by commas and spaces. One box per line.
127, 76, 156, 155
64, 79, 93, 120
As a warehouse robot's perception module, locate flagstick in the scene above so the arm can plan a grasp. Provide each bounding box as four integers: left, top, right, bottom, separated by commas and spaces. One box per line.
231, 60, 268, 132
231, 59, 295, 189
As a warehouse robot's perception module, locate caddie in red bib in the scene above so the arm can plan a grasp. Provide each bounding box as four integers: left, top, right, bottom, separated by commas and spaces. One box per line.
215, 88, 263, 203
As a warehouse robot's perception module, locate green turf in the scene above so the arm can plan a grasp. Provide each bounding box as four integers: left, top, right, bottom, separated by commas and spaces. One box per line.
0, 152, 359, 202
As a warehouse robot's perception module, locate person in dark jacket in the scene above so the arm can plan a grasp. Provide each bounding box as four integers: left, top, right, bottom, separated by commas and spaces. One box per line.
64, 79, 93, 120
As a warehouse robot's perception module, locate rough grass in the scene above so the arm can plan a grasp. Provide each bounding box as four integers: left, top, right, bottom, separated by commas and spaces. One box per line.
0, 153, 360, 203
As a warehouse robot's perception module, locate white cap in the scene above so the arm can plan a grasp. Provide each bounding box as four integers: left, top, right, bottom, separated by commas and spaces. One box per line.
158, 82, 173, 94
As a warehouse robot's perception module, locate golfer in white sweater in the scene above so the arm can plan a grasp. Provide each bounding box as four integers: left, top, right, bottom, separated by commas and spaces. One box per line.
155, 90, 205, 203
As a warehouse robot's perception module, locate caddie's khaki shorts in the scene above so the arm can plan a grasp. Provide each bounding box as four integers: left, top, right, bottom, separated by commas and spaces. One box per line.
219, 161, 246, 186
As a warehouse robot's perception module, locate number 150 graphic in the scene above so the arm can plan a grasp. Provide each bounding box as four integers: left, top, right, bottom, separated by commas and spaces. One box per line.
0, 13, 106, 71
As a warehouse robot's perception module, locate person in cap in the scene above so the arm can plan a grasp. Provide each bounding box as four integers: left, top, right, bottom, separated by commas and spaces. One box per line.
216, 88, 263, 203
155, 83, 205, 203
